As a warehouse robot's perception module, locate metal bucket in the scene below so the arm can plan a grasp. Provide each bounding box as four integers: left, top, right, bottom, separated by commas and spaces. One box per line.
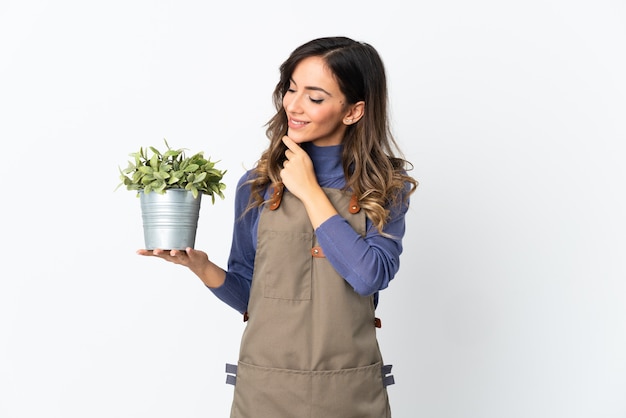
139, 189, 202, 250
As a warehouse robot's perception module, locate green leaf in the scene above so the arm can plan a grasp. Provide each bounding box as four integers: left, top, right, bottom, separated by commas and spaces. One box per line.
163, 150, 179, 159
149, 146, 162, 157
193, 172, 207, 183
154, 182, 167, 193
153, 170, 170, 181
149, 153, 159, 169
138, 166, 154, 175
189, 185, 199, 199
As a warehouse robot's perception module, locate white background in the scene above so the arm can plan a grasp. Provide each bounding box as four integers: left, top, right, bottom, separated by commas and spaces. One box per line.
1, 1, 625, 417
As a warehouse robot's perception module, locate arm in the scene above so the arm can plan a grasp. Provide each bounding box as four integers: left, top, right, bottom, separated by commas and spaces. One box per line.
280, 136, 410, 295
208, 172, 257, 313
315, 195, 409, 295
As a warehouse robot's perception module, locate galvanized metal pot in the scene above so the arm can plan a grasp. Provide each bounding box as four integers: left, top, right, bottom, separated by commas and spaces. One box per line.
139, 189, 202, 250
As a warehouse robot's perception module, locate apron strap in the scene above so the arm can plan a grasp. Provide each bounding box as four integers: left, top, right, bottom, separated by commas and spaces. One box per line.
382, 364, 395, 387
268, 183, 284, 210
348, 193, 361, 213
225, 363, 238, 386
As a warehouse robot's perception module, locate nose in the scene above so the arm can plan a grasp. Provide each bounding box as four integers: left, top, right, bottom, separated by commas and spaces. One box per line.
283, 91, 304, 114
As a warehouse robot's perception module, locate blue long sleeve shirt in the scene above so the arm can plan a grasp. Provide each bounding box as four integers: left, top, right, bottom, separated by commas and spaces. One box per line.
210, 142, 410, 314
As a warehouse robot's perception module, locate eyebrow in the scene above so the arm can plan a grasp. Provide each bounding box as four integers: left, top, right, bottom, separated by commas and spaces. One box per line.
289, 78, 332, 96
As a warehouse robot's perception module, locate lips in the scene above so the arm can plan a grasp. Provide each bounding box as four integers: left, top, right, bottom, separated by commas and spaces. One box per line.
288, 118, 309, 129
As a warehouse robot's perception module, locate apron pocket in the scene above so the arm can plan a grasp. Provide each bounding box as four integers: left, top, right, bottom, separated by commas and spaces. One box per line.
231, 361, 390, 418
260, 230, 313, 301
231, 361, 311, 418
311, 362, 391, 418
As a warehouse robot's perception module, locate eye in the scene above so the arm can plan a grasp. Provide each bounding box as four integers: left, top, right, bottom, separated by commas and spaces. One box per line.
286, 82, 297, 94
309, 96, 324, 104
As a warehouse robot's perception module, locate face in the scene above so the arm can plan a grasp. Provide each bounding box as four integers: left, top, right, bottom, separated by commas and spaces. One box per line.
283, 56, 354, 147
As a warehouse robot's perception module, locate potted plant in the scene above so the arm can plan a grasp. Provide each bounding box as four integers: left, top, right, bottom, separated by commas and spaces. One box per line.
116, 138, 227, 250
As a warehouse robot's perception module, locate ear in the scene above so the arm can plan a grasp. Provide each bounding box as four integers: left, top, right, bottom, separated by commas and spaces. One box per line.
343, 101, 365, 125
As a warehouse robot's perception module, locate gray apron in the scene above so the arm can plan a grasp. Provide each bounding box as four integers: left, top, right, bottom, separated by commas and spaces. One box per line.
227, 186, 394, 418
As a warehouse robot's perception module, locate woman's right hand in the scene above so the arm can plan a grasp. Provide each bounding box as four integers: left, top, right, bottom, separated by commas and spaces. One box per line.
137, 247, 226, 288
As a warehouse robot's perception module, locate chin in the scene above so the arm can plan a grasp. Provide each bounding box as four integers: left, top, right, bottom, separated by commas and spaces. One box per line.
286, 132, 310, 144
291, 137, 311, 144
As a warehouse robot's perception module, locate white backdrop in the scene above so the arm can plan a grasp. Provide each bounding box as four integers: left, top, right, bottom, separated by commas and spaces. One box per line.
1, 1, 625, 417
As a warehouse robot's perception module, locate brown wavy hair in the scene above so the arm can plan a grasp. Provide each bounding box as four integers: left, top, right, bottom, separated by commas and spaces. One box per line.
245, 36, 418, 234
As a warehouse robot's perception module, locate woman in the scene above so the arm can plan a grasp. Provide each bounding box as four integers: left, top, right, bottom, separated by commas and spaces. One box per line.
139, 36, 418, 417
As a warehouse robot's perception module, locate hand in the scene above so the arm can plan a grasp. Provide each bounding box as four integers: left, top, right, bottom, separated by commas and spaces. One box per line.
137, 247, 226, 288
137, 246, 206, 266
279, 136, 339, 229
280, 136, 319, 201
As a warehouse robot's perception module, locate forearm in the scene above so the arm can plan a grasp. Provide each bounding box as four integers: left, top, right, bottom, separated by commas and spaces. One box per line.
316, 214, 404, 295
194, 260, 226, 288
300, 185, 339, 229
209, 271, 251, 314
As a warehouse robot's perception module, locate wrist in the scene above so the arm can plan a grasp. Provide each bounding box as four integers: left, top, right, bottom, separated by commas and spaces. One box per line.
303, 188, 338, 229
198, 262, 226, 288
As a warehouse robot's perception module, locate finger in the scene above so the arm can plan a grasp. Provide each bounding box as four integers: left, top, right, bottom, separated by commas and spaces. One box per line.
150, 249, 168, 259
185, 247, 200, 260
137, 248, 174, 262
282, 135, 302, 153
